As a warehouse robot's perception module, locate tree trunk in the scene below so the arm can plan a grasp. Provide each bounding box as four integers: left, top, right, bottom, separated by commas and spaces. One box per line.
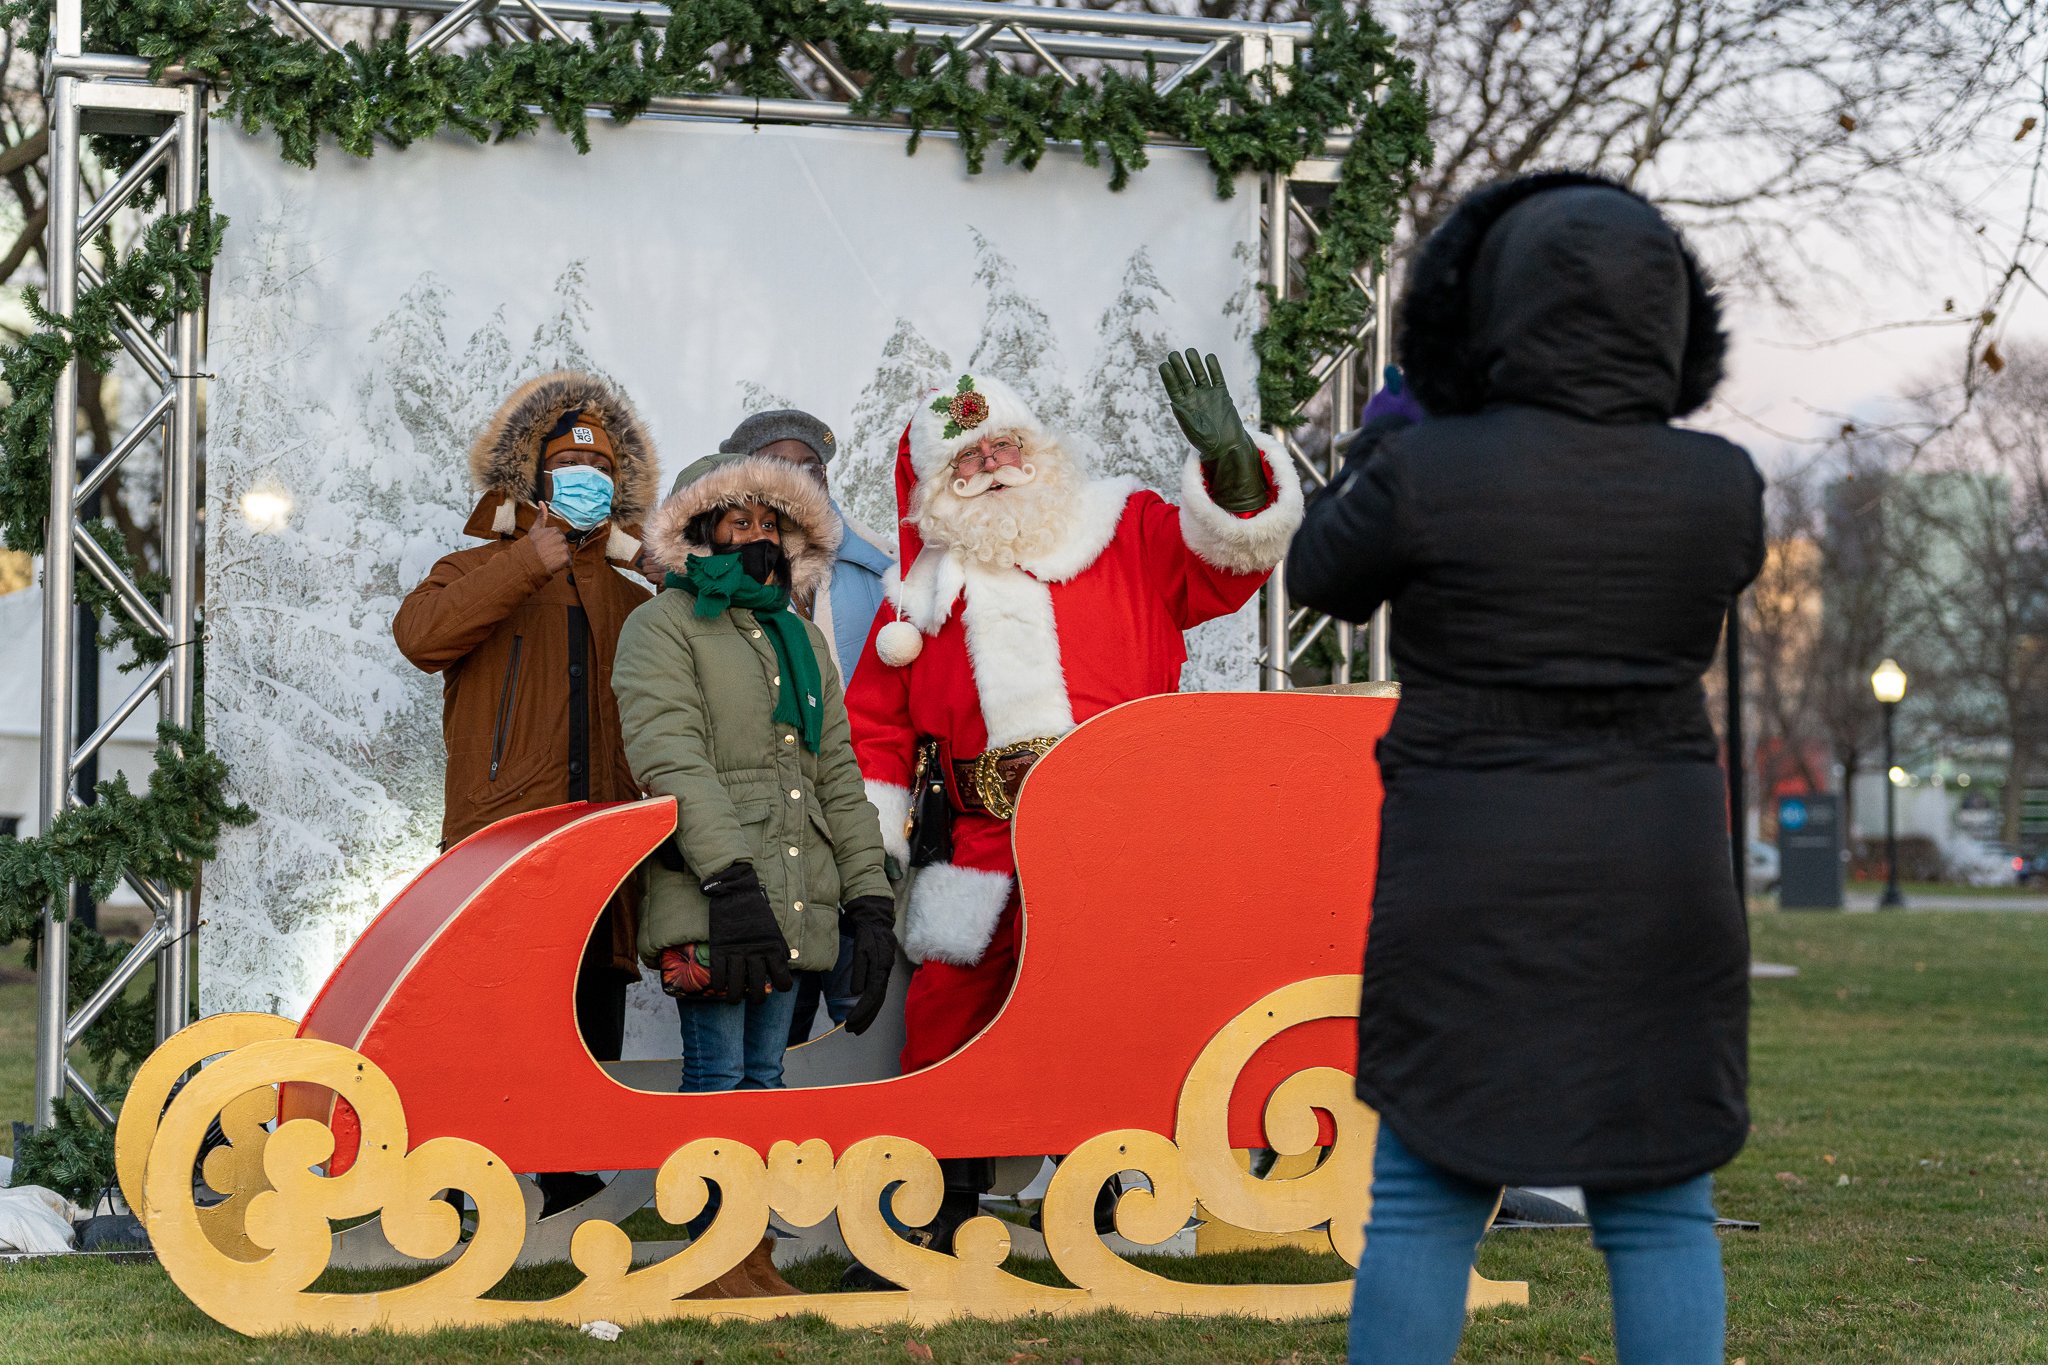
2004, 745, 2031, 849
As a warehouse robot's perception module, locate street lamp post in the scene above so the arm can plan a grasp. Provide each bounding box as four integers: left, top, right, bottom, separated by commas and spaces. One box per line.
1871, 658, 1908, 909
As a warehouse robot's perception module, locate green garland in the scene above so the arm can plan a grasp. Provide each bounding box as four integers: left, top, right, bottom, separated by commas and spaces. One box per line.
0, 0, 1426, 1194
7, 0, 1430, 422
10, 1098, 116, 1206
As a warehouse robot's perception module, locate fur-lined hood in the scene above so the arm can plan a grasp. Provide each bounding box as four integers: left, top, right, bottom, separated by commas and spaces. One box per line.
643, 453, 843, 603
467, 371, 660, 532
1396, 170, 1727, 423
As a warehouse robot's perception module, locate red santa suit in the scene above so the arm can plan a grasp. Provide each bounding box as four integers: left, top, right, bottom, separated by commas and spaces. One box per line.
846, 372, 1303, 1072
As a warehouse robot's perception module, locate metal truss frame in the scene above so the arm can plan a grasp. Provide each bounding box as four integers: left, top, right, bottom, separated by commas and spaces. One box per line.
33, 0, 1388, 1126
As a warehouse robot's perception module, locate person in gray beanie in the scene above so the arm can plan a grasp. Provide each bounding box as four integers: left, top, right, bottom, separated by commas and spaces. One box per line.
719, 410, 895, 684
720, 408, 898, 1049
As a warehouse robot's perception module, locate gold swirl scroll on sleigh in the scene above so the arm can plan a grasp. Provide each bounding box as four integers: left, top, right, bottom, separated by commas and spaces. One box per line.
119, 977, 1526, 1335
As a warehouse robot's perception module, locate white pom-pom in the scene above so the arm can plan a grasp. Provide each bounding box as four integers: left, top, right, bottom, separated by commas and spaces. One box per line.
875, 619, 924, 667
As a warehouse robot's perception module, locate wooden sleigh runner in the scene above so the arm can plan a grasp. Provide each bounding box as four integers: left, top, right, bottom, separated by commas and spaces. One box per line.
115, 691, 1528, 1335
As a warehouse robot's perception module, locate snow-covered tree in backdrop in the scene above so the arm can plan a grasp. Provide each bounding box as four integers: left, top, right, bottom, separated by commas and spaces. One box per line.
734, 379, 800, 421
523, 260, 603, 379
965, 228, 1079, 452
1081, 248, 1182, 487
834, 316, 954, 536
203, 204, 420, 1016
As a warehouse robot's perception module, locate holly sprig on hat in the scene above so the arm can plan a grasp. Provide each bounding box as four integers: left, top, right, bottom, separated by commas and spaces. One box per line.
931, 374, 990, 440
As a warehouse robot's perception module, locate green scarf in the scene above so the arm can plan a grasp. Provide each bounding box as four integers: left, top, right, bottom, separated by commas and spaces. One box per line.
669, 555, 824, 753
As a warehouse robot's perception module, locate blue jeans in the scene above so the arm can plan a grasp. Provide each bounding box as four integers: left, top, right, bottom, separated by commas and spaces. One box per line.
676, 987, 800, 1093
1349, 1125, 1724, 1365
675, 987, 799, 1238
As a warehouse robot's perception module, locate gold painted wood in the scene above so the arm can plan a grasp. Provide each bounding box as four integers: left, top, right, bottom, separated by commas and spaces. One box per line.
115, 1011, 295, 1259
132, 978, 1526, 1335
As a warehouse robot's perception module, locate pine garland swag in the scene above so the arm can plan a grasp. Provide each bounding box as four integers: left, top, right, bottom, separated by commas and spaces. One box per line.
2, 0, 1431, 422
9, 1097, 117, 1207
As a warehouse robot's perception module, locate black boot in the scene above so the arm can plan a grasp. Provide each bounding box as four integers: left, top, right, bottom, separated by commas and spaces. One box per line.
841, 1158, 991, 1291
536, 1171, 606, 1219
1029, 1169, 1125, 1237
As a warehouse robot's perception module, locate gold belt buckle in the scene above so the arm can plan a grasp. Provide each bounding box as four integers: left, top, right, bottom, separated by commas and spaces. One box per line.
969, 736, 1058, 821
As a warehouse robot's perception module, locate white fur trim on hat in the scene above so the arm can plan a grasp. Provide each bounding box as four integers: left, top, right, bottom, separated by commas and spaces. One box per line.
908, 373, 1045, 481
1176, 431, 1305, 575
866, 779, 911, 866
903, 861, 1013, 966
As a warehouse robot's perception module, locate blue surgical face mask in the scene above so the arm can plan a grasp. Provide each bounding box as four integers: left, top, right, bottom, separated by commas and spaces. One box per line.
547, 466, 615, 531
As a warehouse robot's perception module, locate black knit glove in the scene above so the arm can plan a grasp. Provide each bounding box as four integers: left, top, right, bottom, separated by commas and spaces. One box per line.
839, 895, 898, 1036
702, 863, 794, 1001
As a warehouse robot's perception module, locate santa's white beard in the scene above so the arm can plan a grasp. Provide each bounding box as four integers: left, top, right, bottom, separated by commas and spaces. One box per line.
914, 443, 1085, 568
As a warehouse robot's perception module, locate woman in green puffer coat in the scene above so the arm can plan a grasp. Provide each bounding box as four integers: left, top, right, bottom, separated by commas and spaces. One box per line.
614, 450, 897, 1108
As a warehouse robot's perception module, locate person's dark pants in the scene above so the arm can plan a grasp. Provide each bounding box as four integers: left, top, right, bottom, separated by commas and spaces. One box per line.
785, 925, 861, 1046
536, 920, 631, 1215
575, 920, 629, 1062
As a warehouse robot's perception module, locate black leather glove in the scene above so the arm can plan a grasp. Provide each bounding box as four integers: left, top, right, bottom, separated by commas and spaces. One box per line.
839, 894, 898, 1036
702, 862, 794, 1001
1158, 347, 1267, 513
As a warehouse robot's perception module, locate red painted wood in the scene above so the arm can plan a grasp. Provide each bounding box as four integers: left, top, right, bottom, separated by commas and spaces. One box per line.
291, 692, 1389, 1171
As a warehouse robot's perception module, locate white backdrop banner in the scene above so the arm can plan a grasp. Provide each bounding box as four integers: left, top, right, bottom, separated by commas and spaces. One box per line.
201, 117, 1260, 1035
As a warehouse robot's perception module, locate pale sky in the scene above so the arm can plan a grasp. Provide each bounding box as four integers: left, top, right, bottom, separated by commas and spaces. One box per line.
1692, 127, 2045, 474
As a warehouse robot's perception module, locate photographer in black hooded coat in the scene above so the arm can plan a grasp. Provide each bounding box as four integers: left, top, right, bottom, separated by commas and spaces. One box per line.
1288, 172, 1764, 1365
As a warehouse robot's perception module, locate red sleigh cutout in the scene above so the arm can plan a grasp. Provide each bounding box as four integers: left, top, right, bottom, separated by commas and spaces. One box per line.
285, 690, 1387, 1170
119, 691, 1530, 1334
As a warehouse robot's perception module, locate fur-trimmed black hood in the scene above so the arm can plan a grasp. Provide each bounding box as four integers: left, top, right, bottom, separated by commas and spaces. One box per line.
1396, 170, 1727, 423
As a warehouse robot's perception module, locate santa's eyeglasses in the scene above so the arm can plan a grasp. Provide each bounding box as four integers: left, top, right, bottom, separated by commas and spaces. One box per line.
952, 437, 1024, 472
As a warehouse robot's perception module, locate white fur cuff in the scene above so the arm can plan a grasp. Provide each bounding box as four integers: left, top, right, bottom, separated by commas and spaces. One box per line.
866, 779, 912, 866
1177, 431, 1304, 575
903, 862, 1013, 967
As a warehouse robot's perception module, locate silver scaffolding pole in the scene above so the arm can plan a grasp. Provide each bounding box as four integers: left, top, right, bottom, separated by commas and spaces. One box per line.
34, 16, 83, 1130
33, 0, 209, 1126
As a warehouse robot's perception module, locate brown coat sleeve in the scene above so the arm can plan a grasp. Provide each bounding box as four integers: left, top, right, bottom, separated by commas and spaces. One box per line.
392, 539, 555, 674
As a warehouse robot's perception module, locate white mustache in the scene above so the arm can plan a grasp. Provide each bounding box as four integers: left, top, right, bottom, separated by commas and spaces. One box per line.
952, 462, 1037, 498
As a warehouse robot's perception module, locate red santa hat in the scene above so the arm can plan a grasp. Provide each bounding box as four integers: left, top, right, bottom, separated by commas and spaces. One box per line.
873, 372, 1044, 669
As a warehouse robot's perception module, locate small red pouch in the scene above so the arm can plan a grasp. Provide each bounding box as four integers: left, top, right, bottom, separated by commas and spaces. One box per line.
658, 943, 721, 998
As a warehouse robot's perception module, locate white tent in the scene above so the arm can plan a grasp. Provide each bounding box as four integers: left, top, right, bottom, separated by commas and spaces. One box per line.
0, 580, 159, 910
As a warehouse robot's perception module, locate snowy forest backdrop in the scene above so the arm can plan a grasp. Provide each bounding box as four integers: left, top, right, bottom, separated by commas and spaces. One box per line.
202, 119, 1260, 1044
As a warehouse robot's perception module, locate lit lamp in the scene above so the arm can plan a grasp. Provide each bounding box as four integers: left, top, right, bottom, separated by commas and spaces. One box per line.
1870, 657, 1908, 909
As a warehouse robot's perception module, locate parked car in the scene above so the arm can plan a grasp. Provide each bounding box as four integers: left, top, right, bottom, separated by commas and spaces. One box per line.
1949, 837, 2022, 888
1748, 839, 1781, 894
2017, 852, 2048, 888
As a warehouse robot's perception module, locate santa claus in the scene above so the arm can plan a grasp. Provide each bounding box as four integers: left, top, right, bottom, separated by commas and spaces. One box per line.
846, 352, 1303, 1082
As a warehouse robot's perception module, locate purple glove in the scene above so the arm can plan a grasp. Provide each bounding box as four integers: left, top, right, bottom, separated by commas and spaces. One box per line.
1359, 365, 1424, 426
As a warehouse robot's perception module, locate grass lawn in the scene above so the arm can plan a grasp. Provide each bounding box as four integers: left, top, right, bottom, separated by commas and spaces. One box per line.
3, 912, 2046, 1362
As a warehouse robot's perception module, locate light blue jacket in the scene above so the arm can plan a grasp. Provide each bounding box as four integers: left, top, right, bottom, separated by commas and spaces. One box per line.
823, 504, 895, 685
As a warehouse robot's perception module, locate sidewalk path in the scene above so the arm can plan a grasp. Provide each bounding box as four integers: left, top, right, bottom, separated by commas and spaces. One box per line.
1838, 891, 2048, 913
